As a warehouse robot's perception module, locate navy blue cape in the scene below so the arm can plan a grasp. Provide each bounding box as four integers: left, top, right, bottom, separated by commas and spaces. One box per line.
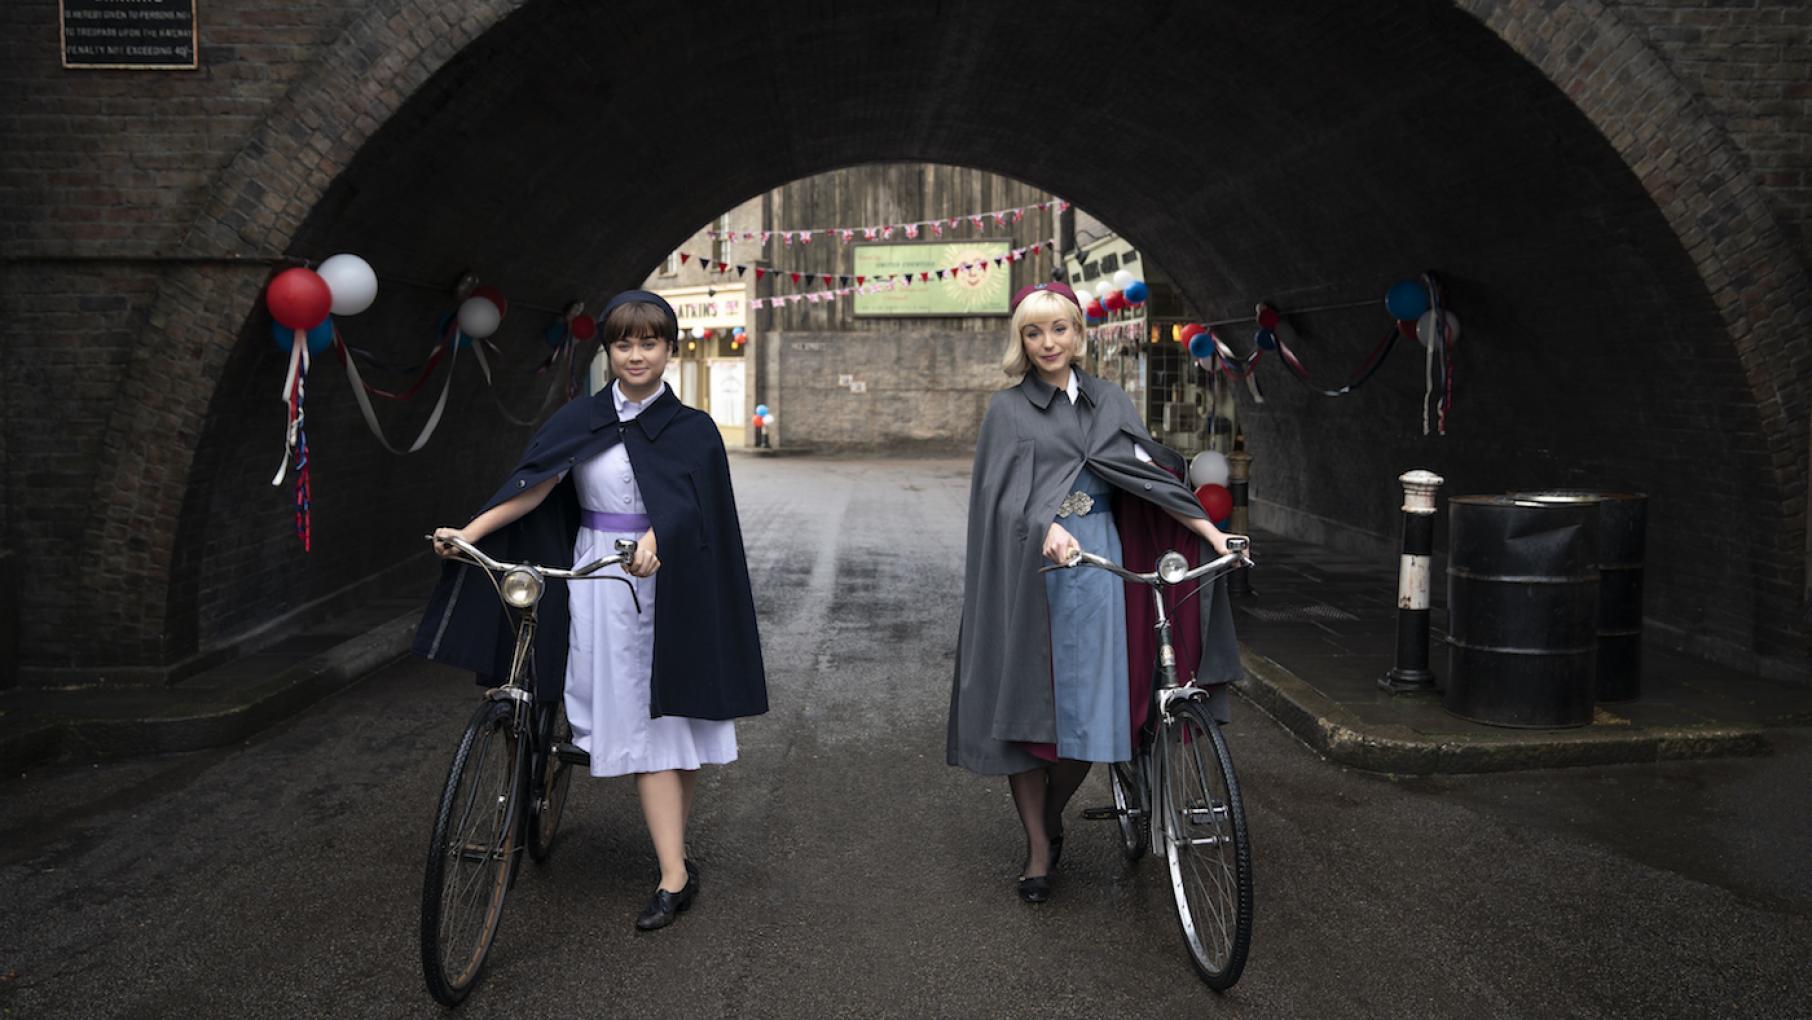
412, 384, 768, 721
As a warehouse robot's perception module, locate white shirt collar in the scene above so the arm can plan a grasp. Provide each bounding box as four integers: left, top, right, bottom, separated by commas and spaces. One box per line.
1063, 370, 1078, 404
612, 380, 656, 419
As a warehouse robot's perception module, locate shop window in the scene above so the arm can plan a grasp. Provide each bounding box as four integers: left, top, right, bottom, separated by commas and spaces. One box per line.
1099, 253, 1120, 274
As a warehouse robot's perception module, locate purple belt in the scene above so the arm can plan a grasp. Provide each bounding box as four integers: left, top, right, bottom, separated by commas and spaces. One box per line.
580, 509, 651, 532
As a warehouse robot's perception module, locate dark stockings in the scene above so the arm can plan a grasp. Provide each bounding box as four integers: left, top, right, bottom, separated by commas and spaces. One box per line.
1009, 760, 1093, 879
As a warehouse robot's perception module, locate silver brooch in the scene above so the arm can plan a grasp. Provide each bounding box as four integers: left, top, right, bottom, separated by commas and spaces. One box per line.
1056, 491, 1095, 519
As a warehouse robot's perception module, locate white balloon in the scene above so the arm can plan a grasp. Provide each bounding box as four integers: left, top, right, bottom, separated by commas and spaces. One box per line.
316, 253, 378, 316
457, 295, 502, 339
1189, 450, 1231, 488
1113, 269, 1135, 290
1096, 280, 1117, 299
1416, 309, 1460, 348
760, 413, 775, 428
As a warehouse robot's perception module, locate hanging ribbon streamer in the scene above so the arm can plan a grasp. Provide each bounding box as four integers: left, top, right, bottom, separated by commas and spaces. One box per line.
1272, 319, 1401, 398
338, 322, 463, 455
269, 331, 314, 549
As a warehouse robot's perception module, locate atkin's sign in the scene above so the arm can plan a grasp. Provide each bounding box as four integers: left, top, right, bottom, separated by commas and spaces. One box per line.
62, 0, 198, 70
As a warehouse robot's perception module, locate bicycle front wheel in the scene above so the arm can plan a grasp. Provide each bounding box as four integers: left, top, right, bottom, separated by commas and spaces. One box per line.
528, 699, 574, 863
421, 698, 527, 1006
1160, 697, 1252, 991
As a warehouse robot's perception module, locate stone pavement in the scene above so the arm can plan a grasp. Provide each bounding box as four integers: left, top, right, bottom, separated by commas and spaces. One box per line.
2, 459, 1805, 777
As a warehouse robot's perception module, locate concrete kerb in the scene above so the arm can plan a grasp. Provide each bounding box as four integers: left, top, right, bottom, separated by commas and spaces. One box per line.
1234, 649, 1772, 775
0, 611, 418, 773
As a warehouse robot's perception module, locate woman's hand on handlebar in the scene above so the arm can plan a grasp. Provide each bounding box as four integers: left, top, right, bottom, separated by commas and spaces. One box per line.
1043, 521, 1080, 565
431, 527, 472, 559
624, 528, 661, 578
1209, 531, 1242, 557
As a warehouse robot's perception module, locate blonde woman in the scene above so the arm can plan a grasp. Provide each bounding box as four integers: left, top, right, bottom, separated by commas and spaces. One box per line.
947, 282, 1245, 903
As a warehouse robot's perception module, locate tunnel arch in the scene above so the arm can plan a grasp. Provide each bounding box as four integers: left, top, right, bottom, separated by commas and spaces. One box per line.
85, 0, 1810, 676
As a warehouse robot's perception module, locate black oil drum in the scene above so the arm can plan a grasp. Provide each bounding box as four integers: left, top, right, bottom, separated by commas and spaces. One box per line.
1509, 491, 1647, 702
1444, 495, 1600, 728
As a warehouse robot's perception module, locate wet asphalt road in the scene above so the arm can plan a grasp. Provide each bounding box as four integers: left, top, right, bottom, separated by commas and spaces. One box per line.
2, 456, 1809, 1019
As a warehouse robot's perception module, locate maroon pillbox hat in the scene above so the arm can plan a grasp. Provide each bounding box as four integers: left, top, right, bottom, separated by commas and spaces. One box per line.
1009, 281, 1080, 312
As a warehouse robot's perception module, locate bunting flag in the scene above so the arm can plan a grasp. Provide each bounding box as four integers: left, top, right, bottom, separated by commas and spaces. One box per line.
707, 200, 1070, 247
738, 238, 1059, 308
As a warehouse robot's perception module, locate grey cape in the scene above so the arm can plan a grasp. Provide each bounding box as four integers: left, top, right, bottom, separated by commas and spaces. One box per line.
947, 368, 1242, 775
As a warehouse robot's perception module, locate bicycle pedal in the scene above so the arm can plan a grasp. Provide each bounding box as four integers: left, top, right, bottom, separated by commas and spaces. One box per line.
1081, 806, 1120, 821
553, 741, 591, 766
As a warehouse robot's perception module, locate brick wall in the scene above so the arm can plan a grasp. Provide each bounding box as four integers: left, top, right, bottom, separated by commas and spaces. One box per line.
0, 0, 1805, 684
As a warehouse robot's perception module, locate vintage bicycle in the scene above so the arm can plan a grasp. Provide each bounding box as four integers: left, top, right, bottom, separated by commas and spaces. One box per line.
1044, 536, 1255, 990
417, 532, 640, 1007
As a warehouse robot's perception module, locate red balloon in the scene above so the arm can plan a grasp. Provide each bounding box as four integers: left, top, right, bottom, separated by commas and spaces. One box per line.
750, 414, 765, 428
1396, 319, 1417, 339
1256, 306, 1280, 330
1178, 322, 1206, 346
701, 328, 714, 340
266, 268, 332, 330
1100, 289, 1123, 311
1195, 483, 1233, 522
569, 314, 597, 341
1085, 300, 1105, 320
469, 284, 509, 318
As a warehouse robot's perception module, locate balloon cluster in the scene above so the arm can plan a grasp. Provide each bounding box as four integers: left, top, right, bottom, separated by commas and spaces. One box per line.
1384, 279, 1461, 350
1188, 451, 1233, 528
263, 254, 380, 551
1083, 269, 1147, 322
266, 254, 379, 353
749, 402, 775, 430
454, 285, 509, 349
730, 326, 748, 350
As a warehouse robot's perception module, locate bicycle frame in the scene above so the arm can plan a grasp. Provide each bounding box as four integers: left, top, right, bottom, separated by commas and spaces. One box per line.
1045, 538, 1251, 859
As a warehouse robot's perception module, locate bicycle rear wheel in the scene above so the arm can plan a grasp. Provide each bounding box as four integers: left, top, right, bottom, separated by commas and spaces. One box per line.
1108, 761, 1149, 861
528, 699, 574, 862
1160, 698, 1252, 991
421, 698, 526, 1006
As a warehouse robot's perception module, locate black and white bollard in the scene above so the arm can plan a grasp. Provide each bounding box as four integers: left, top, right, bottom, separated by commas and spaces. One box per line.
1227, 448, 1254, 596
1380, 469, 1445, 693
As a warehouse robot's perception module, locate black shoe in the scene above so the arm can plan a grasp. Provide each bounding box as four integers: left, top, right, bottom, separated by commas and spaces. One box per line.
634, 879, 697, 931
1016, 875, 1051, 904
685, 858, 699, 884
553, 741, 590, 766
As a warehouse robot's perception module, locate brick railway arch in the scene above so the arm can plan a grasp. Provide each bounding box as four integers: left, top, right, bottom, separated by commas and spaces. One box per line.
80, 0, 1810, 679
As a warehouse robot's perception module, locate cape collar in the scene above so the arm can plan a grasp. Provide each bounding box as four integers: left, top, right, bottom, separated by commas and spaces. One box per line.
1019, 367, 1100, 410
590, 381, 682, 438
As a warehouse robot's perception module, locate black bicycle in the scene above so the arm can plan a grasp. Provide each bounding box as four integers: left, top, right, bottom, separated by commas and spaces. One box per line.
1047, 536, 1255, 990
418, 533, 639, 1006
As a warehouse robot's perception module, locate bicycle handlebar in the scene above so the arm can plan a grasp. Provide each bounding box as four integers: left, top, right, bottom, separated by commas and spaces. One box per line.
1040, 536, 1253, 587
426, 534, 638, 580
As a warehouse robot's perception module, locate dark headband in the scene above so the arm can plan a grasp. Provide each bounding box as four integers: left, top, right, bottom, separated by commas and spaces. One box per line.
1010, 281, 1081, 312
599, 289, 680, 337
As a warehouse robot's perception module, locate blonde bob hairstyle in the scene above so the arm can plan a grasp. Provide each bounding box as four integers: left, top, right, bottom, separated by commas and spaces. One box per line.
1000, 288, 1087, 377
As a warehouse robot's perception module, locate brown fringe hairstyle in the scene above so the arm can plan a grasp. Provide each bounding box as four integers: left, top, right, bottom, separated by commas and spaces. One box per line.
601, 300, 680, 352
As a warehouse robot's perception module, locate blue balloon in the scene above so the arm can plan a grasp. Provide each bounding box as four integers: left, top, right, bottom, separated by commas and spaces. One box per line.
1188, 331, 1217, 359
437, 312, 473, 349
755, 403, 770, 417
1385, 280, 1430, 321
1123, 280, 1149, 304
1253, 328, 1278, 351
543, 322, 568, 348
271, 316, 335, 355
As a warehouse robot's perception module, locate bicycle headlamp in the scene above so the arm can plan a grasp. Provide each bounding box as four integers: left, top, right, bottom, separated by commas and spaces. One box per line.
501, 567, 545, 608
1157, 551, 1190, 585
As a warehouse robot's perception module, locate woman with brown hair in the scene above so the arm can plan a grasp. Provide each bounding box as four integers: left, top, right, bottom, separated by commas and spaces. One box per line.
418, 290, 766, 930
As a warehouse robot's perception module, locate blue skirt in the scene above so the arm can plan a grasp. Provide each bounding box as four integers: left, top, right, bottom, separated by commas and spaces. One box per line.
1042, 468, 1130, 763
